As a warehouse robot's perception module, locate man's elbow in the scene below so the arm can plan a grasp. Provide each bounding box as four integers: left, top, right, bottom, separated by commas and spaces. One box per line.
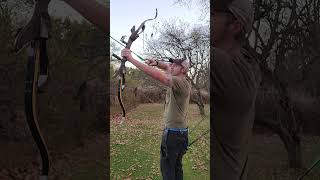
149, 71, 171, 87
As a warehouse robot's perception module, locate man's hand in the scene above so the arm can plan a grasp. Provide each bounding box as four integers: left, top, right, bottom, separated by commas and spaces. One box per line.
121, 50, 171, 87
145, 59, 158, 66
121, 48, 133, 61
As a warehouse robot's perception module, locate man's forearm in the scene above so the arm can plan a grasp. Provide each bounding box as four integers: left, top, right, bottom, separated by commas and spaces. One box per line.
63, 0, 109, 33
129, 58, 170, 86
131, 58, 161, 78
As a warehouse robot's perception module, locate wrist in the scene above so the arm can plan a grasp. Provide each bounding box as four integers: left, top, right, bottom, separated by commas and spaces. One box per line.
127, 55, 134, 62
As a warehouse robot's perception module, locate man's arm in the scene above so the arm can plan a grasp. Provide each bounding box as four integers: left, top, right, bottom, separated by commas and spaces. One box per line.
63, 0, 109, 33
146, 58, 170, 71
122, 49, 173, 87
156, 60, 170, 71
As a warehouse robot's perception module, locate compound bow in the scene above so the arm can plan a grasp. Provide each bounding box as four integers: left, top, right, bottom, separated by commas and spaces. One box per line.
14, 1, 50, 179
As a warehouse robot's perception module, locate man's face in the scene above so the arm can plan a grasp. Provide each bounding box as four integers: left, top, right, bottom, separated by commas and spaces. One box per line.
212, 10, 240, 47
212, 11, 232, 46
169, 63, 184, 76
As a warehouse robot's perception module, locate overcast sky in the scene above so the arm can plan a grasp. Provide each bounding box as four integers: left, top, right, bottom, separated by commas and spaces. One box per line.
14, 0, 207, 55
110, 0, 209, 59
13, 0, 208, 67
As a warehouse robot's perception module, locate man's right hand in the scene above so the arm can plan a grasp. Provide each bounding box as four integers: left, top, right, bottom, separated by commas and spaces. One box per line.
145, 59, 158, 66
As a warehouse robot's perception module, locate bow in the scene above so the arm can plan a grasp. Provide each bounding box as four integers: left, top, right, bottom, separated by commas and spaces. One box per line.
14, 1, 50, 179
112, 9, 158, 124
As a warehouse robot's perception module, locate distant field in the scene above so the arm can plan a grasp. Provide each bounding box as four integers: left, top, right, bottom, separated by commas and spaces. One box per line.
110, 103, 210, 179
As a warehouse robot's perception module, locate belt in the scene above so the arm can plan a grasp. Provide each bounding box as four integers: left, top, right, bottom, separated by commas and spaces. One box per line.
165, 128, 188, 134
167, 128, 188, 131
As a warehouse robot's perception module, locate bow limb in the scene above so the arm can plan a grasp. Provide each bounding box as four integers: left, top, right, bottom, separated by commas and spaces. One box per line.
125, 9, 158, 49
14, 1, 50, 178
115, 9, 158, 124
117, 75, 126, 124
25, 39, 50, 180
117, 59, 126, 124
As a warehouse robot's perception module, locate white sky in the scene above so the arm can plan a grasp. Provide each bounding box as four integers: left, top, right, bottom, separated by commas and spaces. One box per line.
14, 0, 208, 68
110, 0, 209, 60
15, 0, 208, 57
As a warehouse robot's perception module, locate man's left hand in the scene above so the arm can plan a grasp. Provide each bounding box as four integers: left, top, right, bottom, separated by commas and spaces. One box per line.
121, 48, 133, 61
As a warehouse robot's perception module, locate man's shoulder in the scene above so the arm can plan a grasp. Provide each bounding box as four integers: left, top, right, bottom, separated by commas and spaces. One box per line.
212, 48, 235, 73
171, 76, 191, 91
212, 48, 233, 60
172, 76, 190, 85
241, 48, 259, 66
241, 48, 262, 86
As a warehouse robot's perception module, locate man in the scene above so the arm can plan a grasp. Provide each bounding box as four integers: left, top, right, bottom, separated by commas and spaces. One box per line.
211, 0, 261, 179
121, 49, 191, 180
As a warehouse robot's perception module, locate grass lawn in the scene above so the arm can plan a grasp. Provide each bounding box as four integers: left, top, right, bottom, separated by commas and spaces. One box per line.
110, 103, 210, 179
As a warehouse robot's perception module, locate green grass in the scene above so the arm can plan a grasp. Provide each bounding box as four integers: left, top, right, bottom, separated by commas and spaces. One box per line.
110, 104, 210, 179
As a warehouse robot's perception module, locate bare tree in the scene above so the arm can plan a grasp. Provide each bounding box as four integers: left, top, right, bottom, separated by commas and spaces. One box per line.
146, 20, 209, 114
174, 0, 209, 19
247, 0, 320, 168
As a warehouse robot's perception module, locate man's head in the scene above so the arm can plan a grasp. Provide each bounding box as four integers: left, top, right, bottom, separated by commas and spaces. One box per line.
212, 0, 254, 47
168, 58, 189, 76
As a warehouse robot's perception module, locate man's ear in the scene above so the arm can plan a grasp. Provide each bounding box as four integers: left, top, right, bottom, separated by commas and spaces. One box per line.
180, 66, 186, 74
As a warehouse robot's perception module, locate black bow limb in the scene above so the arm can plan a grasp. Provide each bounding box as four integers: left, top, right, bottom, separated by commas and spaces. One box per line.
14, 1, 51, 179
112, 9, 158, 124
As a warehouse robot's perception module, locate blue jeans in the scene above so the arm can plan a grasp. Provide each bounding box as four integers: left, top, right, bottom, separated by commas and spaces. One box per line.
160, 128, 188, 180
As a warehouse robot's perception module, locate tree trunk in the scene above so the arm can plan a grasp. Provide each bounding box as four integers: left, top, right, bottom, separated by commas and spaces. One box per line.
277, 126, 302, 168
255, 116, 302, 168
198, 103, 205, 115
287, 139, 302, 168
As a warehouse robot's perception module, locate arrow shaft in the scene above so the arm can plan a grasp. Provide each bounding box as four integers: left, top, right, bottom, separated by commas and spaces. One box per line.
110, 35, 145, 61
